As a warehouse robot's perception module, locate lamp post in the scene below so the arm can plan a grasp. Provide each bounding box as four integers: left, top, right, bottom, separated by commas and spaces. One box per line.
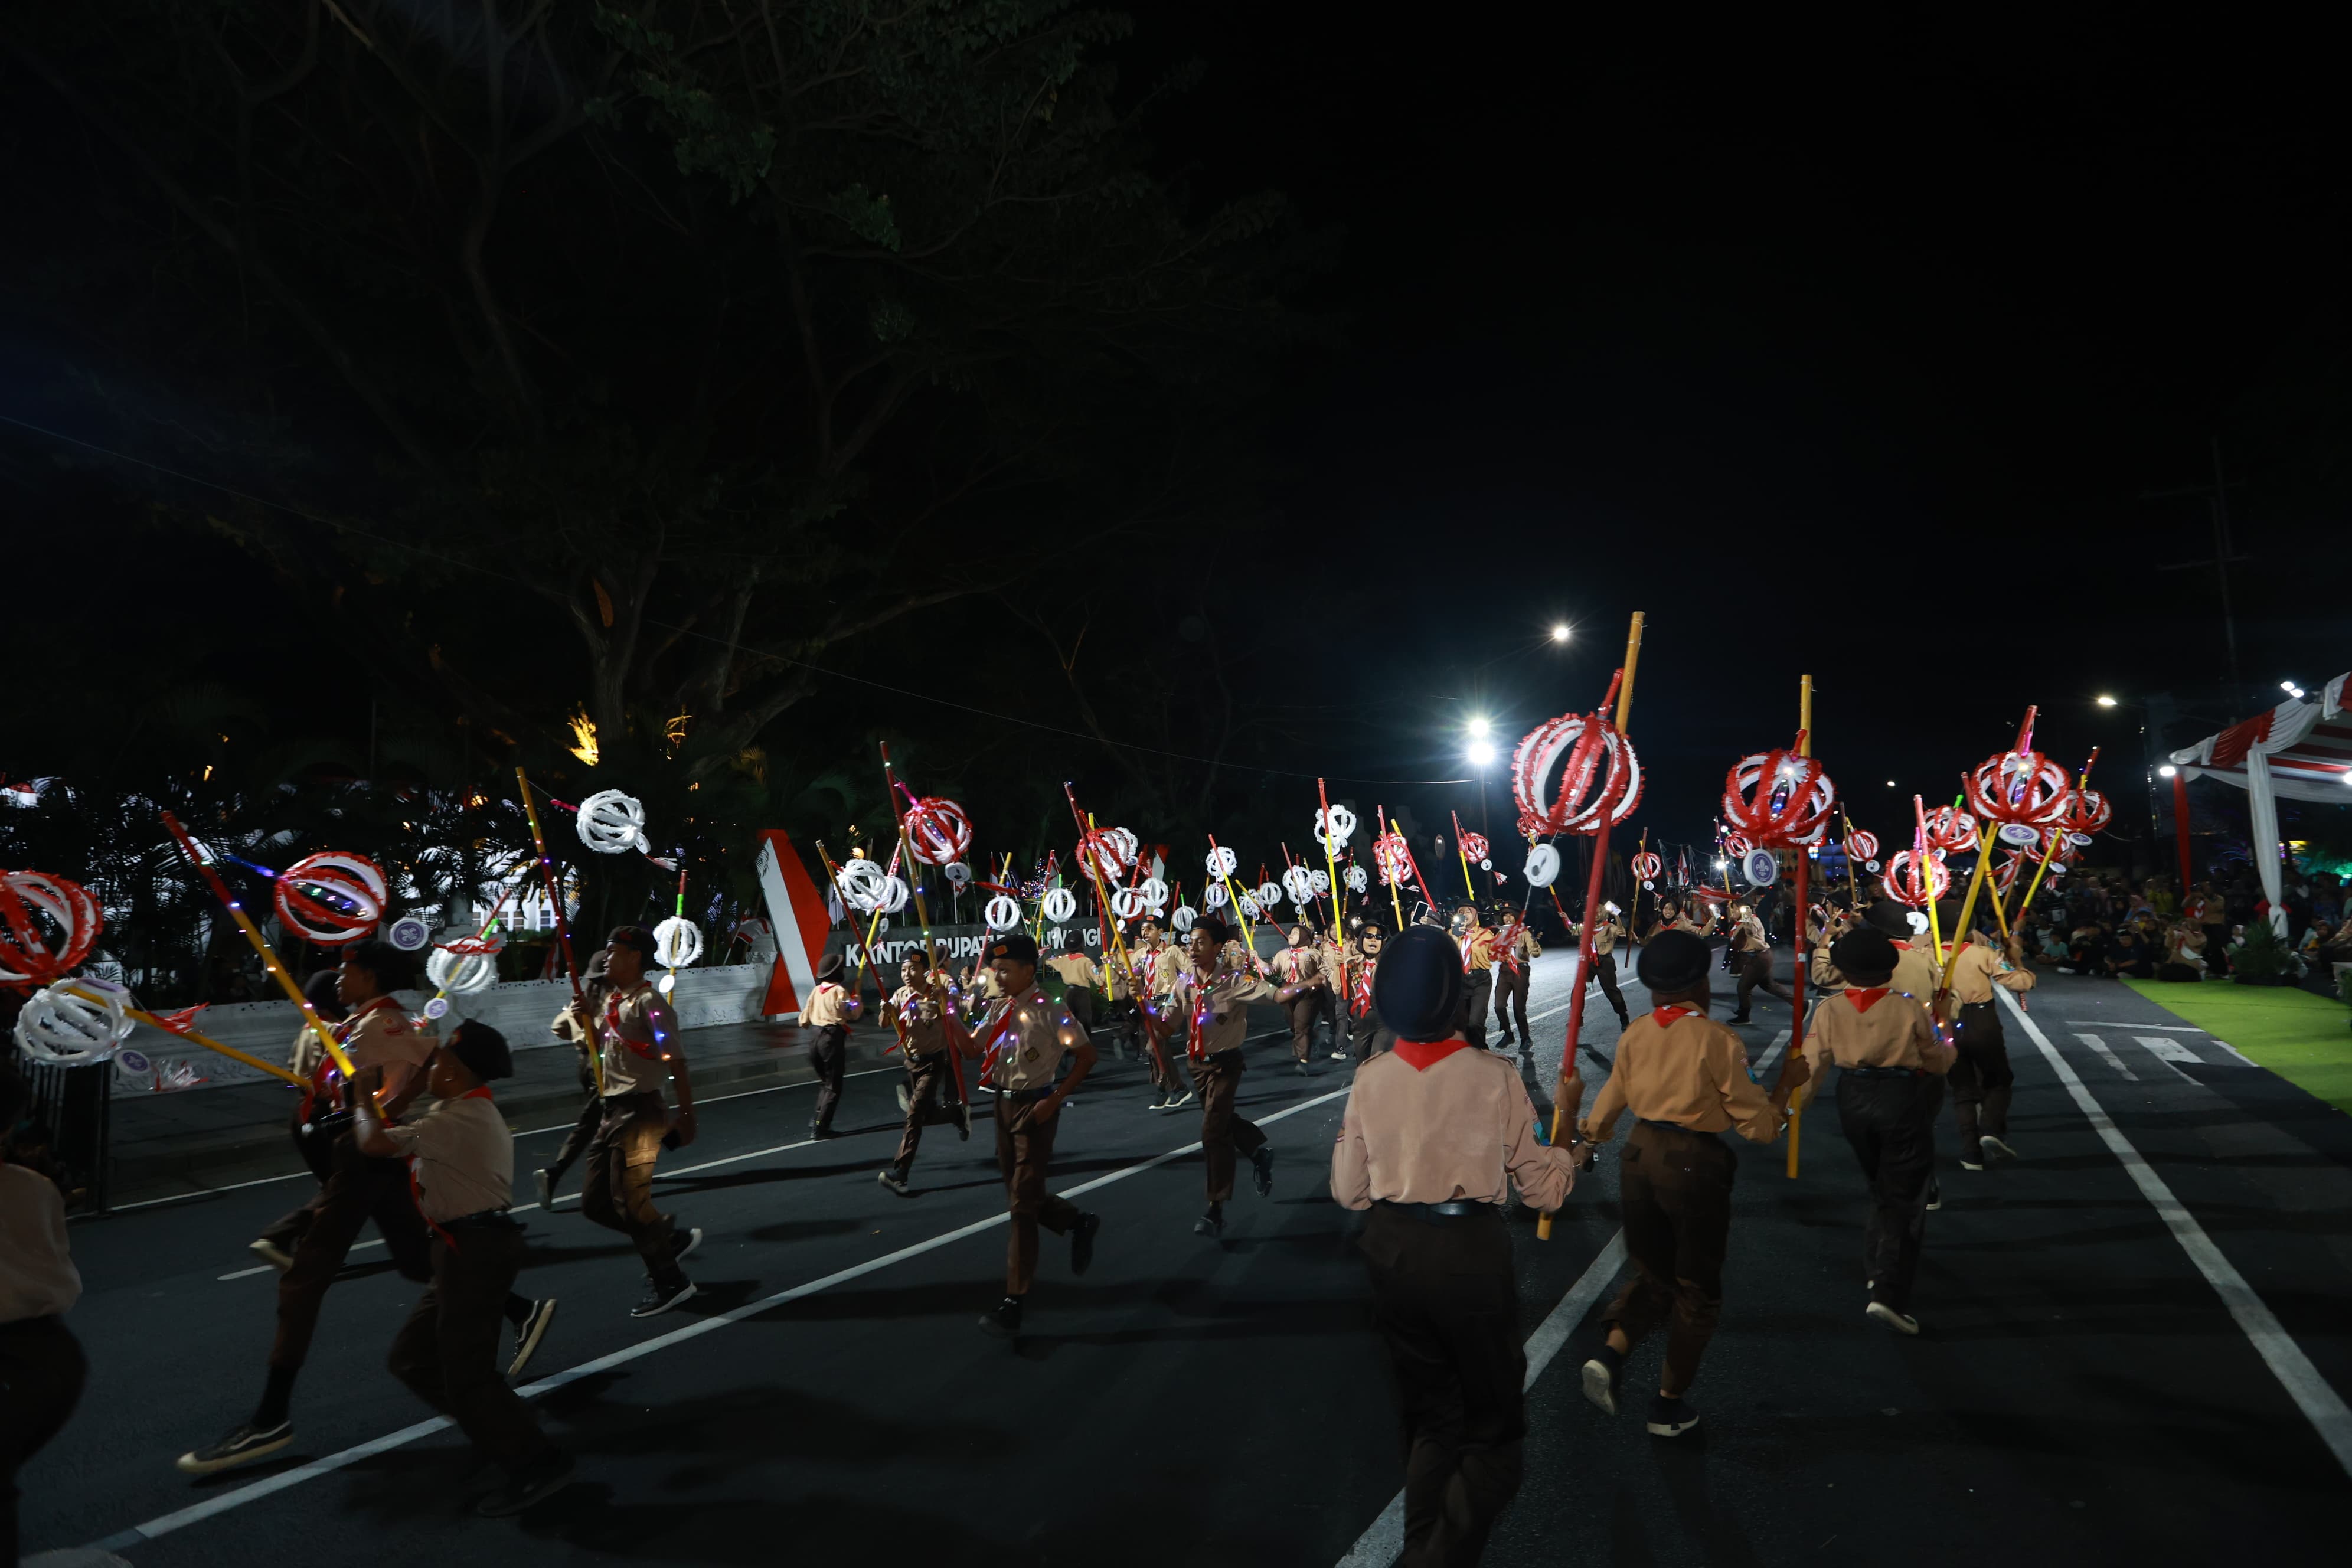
2094, 694, 2165, 878
1466, 717, 1497, 897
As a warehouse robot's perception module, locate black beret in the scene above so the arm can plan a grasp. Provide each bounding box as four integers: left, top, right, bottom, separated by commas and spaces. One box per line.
1636, 930, 1711, 992
1831, 926, 1899, 980
1373, 924, 1466, 1041
1863, 900, 1914, 938
446, 1018, 514, 1082
607, 924, 658, 958
815, 949, 845, 982
986, 932, 1039, 966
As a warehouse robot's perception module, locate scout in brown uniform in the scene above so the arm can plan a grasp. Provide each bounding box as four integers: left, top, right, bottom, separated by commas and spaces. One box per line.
179, 940, 454, 1474
1576, 931, 1807, 1437
1345, 923, 1394, 1061
1270, 923, 1329, 1073
957, 933, 1102, 1338
1452, 904, 1497, 1047
577, 925, 703, 1319
534, 946, 611, 1209
1331, 923, 1579, 1564
878, 952, 971, 1195
355, 1022, 576, 1516
1656, 897, 1718, 939
1800, 926, 1954, 1335
1045, 945, 1105, 1040
250, 968, 351, 1265
1724, 901, 1795, 1024
1568, 904, 1634, 1032
2, 1055, 86, 1563
801, 950, 864, 1138
1488, 910, 1543, 1047
1148, 930, 1195, 1110
1169, 915, 1310, 1236
1930, 905, 2035, 1170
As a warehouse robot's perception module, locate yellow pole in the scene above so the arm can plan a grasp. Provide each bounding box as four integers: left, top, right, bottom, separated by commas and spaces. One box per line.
1788, 674, 1812, 1179
63, 987, 309, 1087
1935, 825, 1999, 1010
1914, 796, 1945, 963
515, 770, 600, 1095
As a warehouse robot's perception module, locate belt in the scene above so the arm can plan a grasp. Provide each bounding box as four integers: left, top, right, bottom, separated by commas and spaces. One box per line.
1841, 1064, 1929, 1079
1635, 1117, 1708, 1134
992, 1084, 1056, 1103
1376, 1198, 1500, 1223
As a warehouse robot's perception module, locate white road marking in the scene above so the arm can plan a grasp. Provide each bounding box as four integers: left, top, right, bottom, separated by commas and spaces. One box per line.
96, 1082, 1358, 1551
2073, 1033, 2139, 1082
2073, 1021, 2204, 1032
1754, 1029, 1791, 1079
1337, 1230, 1629, 1567
2132, 1035, 2203, 1083
2000, 988, 2352, 1480
2208, 1038, 2259, 1067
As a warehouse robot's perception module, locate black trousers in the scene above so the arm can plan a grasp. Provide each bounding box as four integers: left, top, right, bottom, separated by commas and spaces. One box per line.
1458, 971, 1492, 1046
1948, 1002, 2014, 1162
1361, 1203, 1524, 1568
271, 1130, 435, 1371
1319, 981, 1342, 1053
1491, 966, 1530, 1042
1733, 950, 1794, 1015
1835, 1072, 1944, 1311
809, 1023, 850, 1132
1591, 949, 1629, 1023
387, 1222, 560, 1475
1350, 1008, 1396, 1061
1605, 1124, 1734, 1395
548, 1047, 603, 1182
256, 1106, 346, 1254
2, 1314, 86, 1566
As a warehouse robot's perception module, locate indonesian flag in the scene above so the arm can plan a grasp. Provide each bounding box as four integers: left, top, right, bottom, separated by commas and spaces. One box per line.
753, 830, 834, 1018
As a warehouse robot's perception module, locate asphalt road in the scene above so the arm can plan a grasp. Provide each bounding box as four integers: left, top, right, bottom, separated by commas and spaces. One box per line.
22, 949, 2352, 1567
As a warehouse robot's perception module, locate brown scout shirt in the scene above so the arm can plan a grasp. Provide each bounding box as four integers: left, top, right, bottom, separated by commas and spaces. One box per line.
1167, 962, 1280, 1054
1573, 917, 1621, 955
981, 987, 1071, 1092
1583, 1008, 1787, 1144
1331, 1044, 1574, 1211
1269, 945, 1325, 987
1046, 952, 1102, 992
1803, 987, 1951, 1083
596, 982, 683, 1097
325, 997, 434, 1109
801, 978, 861, 1030
1889, 937, 1941, 1007
1946, 935, 2036, 1008
888, 982, 948, 1057
383, 1091, 512, 1221
1459, 927, 1497, 972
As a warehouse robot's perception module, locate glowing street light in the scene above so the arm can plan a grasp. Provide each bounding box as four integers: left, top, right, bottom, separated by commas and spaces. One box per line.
1885, 779, 1897, 788
1466, 716, 1491, 739
2096, 694, 2118, 708
1550, 624, 1572, 643
1467, 740, 1497, 767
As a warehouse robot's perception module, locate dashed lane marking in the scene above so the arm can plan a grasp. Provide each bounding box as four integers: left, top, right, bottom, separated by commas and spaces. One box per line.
2072, 1033, 2139, 1082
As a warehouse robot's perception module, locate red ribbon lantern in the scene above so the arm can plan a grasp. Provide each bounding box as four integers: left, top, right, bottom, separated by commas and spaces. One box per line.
1921, 805, 1978, 854
1964, 707, 2072, 827
1372, 830, 1412, 887
2063, 789, 2112, 836
1720, 740, 1837, 849
1882, 848, 1949, 908
900, 796, 974, 867
273, 852, 388, 945
1723, 832, 1755, 858
1631, 851, 1662, 883
0, 870, 104, 989
1844, 829, 1880, 864
1075, 827, 1135, 887
1511, 710, 1642, 838
1456, 828, 1491, 865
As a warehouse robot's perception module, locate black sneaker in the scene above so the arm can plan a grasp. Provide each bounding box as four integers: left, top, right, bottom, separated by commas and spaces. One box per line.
475, 1450, 576, 1517
1646, 1394, 1701, 1438
1071, 1212, 1101, 1276
175, 1420, 294, 1475
1727, 1012, 1752, 1024
810, 1124, 842, 1141
630, 1277, 697, 1318
669, 1227, 703, 1265
878, 1168, 912, 1197
1925, 1180, 1942, 1212
979, 1295, 1023, 1338
1294, 1059, 1310, 1076
1250, 1145, 1274, 1198
1581, 1347, 1624, 1416
1980, 1135, 2017, 1161
1866, 1299, 1922, 1336
508, 1298, 558, 1380
534, 1168, 557, 1208
1194, 1204, 1224, 1237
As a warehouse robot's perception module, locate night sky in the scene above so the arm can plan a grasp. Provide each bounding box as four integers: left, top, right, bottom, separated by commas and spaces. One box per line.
6, 8, 2347, 872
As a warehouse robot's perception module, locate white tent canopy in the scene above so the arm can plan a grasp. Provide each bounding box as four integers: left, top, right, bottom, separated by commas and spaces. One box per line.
2169, 669, 2352, 933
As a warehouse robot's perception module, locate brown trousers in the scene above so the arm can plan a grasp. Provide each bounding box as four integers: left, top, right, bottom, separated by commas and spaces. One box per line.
579, 1092, 682, 1282
1604, 1122, 1735, 1396
387, 1223, 560, 1474
1145, 1006, 1188, 1093
1491, 965, 1530, 1040
270, 1129, 434, 1370
1948, 1001, 2014, 1161
893, 1053, 963, 1172
1360, 1203, 1524, 1568
1284, 994, 1322, 1062
1191, 1048, 1266, 1202
995, 1096, 1080, 1295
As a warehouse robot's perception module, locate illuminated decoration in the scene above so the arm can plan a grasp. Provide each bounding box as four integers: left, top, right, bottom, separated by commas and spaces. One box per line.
272, 851, 388, 946
1524, 843, 1562, 888
1843, 829, 1880, 864
2063, 788, 2113, 835
1112, 887, 1147, 922
1963, 707, 2072, 827
15, 978, 134, 1066
0, 870, 104, 988
1345, 865, 1367, 893
1077, 827, 1136, 886
1206, 844, 1239, 878
1041, 887, 1078, 923
425, 939, 502, 1000
1457, 829, 1490, 865
1921, 805, 1978, 854
1314, 804, 1358, 852
1203, 882, 1229, 909
566, 707, 600, 766
1631, 852, 1662, 885
1511, 710, 1642, 838
1373, 830, 1412, 887
576, 789, 651, 855
655, 916, 703, 969
1882, 847, 1949, 907
901, 797, 974, 866
1720, 741, 1837, 848
983, 893, 1022, 932
1254, 880, 1282, 911
1724, 832, 1755, 858
1282, 865, 1318, 906
834, 856, 908, 917
1171, 904, 1197, 933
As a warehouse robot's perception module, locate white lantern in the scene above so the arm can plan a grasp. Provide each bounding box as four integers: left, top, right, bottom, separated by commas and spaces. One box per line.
984, 893, 1023, 932
425, 945, 501, 1001
1523, 844, 1562, 888
1345, 865, 1367, 893
1254, 880, 1282, 910
1042, 887, 1077, 923
1311, 869, 1331, 897
576, 789, 651, 855
1112, 888, 1146, 922
1206, 845, 1238, 877
1171, 904, 1196, 933
1237, 894, 1263, 920
1282, 865, 1317, 906
1203, 883, 1229, 909
655, 916, 704, 969
1138, 876, 1169, 912
15, 980, 134, 1066
1315, 804, 1358, 851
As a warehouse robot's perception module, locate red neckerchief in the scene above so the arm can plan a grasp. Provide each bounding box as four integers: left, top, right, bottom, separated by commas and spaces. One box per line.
1391, 1037, 1471, 1071
978, 989, 1047, 1081
1490, 916, 1527, 973
1184, 963, 1223, 1060
605, 982, 661, 1057
1847, 987, 1891, 1013
1650, 1005, 1697, 1027
1348, 955, 1376, 1015
461, 1084, 495, 1101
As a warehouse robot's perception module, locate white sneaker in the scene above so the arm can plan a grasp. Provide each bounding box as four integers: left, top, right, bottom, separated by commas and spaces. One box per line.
1961, 1158, 1985, 1172
1980, 1135, 2017, 1161
1167, 1089, 1196, 1110
1866, 1300, 1920, 1336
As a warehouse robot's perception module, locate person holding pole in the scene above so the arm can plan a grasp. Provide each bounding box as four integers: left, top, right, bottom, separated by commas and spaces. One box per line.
878, 951, 971, 1195
1565, 904, 1631, 1031
1575, 930, 1807, 1437
1451, 903, 1496, 1047
1270, 922, 1329, 1074
1329, 922, 1577, 1563
535, 946, 612, 1209
576, 925, 703, 1320
1169, 914, 1307, 1237
1725, 899, 1795, 1024
801, 950, 863, 1139
1345, 922, 1395, 1060
1932, 901, 2034, 1170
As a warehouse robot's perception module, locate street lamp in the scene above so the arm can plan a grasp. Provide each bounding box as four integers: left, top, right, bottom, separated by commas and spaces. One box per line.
2096, 694, 2119, 708
1466, 740, 1496, 767
1550, 624, 1572, 643
1466, 716, 1491, 739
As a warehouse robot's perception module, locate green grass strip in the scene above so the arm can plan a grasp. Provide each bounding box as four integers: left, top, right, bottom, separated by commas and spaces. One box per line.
2123, 977, 2352, 1115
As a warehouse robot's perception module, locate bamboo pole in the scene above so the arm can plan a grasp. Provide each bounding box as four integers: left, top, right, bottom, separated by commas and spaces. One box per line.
883, 745, 966, 1103
1206, 832, 1258, 948
1377, 802, 1405, 933
1537, 610, 1643, 1242
1787, 676, 1813, 1178
63, 986, 309, 1087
